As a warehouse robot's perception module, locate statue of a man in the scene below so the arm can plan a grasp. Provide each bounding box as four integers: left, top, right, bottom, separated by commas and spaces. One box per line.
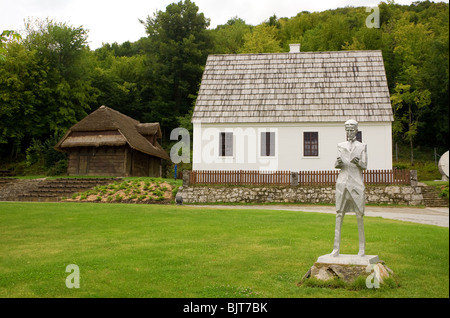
331, 119, 367, 257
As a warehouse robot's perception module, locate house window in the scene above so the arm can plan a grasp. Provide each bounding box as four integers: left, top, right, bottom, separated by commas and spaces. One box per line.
356, 131, 362, 142
219, 132, 233, 157
304, 132, 318, 157
261, 132, 275, 156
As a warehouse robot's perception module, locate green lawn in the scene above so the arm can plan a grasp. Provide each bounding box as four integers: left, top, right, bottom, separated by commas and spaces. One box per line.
0, 202, 448, 298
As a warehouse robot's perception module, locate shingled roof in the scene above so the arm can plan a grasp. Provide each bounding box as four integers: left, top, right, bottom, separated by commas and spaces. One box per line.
55, 106, 170, 160
192, 50, 393, 124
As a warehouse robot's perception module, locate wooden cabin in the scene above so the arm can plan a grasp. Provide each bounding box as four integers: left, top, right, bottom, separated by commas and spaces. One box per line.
55, 106, 170, 177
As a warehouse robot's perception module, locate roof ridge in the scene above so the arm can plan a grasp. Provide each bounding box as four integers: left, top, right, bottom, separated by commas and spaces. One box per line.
100, 105, 139, 127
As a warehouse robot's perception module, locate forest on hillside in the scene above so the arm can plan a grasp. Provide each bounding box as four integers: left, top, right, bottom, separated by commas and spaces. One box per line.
0, 0, 448, 175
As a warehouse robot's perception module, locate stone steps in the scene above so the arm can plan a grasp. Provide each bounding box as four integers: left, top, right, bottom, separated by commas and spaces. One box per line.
1, 178, 120, 202
421, 186, 449, 207
21, 178, 120, 201
0, 177, 16, 183
0, 170, 15, 177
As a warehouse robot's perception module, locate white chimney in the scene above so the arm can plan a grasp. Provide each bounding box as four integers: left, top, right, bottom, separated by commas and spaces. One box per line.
289, 43, 301, 53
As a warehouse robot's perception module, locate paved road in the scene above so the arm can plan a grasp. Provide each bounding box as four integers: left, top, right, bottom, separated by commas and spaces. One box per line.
190, 204, 449, 227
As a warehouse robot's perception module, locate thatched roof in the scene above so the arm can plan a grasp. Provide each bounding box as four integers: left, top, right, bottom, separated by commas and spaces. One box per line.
55, 106, 170, 160
192, 50, 394, 124
137, 123, 162, 138
58, 134, 127, 148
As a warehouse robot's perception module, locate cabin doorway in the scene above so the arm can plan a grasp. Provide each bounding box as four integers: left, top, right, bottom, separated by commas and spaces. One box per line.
78, 155, 89, 175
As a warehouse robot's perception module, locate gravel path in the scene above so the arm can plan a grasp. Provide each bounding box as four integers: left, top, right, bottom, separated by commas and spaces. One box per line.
189, 204, 449, 227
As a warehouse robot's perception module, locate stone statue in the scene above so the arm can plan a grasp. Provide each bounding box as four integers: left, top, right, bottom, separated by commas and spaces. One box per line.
300, 120, 393, 285
331, 119, 367, 257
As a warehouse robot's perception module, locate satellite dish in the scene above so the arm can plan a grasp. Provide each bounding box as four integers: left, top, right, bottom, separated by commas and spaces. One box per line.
438, 150, 449, 181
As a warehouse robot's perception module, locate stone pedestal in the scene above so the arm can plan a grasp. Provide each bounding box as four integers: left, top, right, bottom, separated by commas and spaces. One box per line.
316, 254, 379, 265
299, 254, 394, 286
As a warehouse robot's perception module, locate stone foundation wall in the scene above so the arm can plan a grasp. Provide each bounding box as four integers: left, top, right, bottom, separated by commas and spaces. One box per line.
178, 185, 424, 206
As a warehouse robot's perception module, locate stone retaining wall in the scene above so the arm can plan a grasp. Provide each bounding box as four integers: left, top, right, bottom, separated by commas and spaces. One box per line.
178, 185, 424, 206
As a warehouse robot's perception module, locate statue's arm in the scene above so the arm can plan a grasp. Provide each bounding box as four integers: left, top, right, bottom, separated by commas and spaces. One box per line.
358, 144, 368, 170
335, 157, 343, 169
350, 144, 367, 170
335, 147, 343, 169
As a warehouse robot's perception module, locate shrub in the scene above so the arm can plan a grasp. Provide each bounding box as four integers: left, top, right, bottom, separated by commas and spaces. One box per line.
393, 160, 441, 181
440, 187, 449, 199
172, 186, 180, 198
25, 132, 68, 176
46, 159, 68, 176
393, 162, 408, 169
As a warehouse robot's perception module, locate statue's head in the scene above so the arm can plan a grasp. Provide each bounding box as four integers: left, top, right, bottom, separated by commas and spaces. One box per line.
344, 119, 358, 141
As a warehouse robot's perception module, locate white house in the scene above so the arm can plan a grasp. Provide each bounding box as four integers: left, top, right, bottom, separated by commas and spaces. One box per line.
192, 45, 394, 172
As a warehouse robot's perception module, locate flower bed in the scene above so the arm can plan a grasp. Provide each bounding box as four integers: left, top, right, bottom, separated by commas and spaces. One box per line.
65, 179, 176, 204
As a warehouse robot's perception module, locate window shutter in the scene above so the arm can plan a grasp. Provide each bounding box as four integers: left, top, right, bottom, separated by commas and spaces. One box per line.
225, 132, 233, 156
219, 132, 225, 156
261, 132, 266, 156
220, 132, 233, 157
269, 132, 275, 156
261, 132, 275, 156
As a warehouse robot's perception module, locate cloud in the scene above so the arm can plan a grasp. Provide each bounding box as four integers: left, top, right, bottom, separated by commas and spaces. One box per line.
195, 0, 379, 27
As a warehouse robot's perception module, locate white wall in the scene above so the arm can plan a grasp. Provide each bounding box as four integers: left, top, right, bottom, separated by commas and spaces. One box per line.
192, 122, 392, 171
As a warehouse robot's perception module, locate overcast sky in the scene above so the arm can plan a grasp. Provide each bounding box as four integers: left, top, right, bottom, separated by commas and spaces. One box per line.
1, 0, 448, 49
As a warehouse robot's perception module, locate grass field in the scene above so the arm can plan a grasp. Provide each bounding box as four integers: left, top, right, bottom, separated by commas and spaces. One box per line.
0, 202, 448, 298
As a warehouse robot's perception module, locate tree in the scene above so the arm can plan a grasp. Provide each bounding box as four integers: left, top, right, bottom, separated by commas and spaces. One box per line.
239, 24, 281, 53
414, 2, 449, 147
140, 0, 212, 136
0, 43, 43, 157
211, 17, 251, 54
279, 11, 317, 47
389, 12, 443, 161
391, 82, 431, 165
91, 54, 145, 120
0, 19, 98, 158
301, 12, 354, 51
0, 30, 21, 62
22, 19, 99, 135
